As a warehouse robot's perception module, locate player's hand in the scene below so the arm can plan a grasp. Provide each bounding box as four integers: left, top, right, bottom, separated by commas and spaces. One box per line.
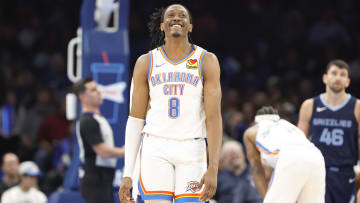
118, 177, 135, 203
198, 168, 218, 202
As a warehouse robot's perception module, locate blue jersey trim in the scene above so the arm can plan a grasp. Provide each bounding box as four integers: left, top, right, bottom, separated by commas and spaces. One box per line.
147, 51, 152, 80
319, 93, 351, 111
255, 141, 272, 153
200, 50, 207, 81
138, 181, 174, 201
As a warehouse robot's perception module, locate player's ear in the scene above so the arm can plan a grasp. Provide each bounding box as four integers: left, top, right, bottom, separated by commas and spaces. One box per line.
78, 93, 85, 102
160, 23, 164, 32
322, 73, 327, 85
345, 77, 350, 88
188, 23, 193, 33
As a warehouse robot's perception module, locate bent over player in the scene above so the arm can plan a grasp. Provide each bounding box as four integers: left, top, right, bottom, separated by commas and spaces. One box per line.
119, 4, 223, 203
243, 106, 325, 203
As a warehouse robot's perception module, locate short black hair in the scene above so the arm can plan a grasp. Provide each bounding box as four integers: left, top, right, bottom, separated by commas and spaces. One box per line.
326, 59, 349, 73
256, 106, 278, 116
72, 77, 93, 96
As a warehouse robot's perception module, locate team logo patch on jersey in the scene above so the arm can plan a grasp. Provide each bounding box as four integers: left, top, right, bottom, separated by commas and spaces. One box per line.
185, 181, 201, 193
186, 59, 198, 69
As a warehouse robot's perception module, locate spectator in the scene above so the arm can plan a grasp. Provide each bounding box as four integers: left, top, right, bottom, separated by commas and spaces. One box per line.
215, 140, 262, 203
1, 161, 47, 203
0, 91, 26, 155
19, 87, 56, 161
34, 99, 71, 173
0, 153, 20, 198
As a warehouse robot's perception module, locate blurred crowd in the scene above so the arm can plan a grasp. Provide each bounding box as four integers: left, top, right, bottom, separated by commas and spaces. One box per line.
0, 0, 360, 201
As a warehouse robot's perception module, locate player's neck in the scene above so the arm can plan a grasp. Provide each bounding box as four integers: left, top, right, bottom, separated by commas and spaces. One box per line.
82, 105, 100, 114
162, 39, 192, 61
323, 90, 347, 107
19, 182, 31, 192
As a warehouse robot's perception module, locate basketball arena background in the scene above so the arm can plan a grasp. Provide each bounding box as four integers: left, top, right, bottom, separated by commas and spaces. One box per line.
0, 0, 359, 202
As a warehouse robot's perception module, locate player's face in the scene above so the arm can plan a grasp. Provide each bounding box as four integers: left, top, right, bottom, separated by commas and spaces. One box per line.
84, 81, 103, 107
323, 65, 350, 93
161, 5, 192, 38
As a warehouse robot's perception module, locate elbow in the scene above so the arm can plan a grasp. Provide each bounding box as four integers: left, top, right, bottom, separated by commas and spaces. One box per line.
250, 164, 262, 176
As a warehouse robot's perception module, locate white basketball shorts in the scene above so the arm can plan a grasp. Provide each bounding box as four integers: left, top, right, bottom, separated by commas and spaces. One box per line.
264, 144, 326, 203
138, 134, 207, 203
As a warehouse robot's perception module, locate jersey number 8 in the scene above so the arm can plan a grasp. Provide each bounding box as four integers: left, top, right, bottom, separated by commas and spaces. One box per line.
169, 97, 179, 118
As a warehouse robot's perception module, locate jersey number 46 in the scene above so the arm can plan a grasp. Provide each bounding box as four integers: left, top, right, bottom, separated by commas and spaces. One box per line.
319, 128, 344, 146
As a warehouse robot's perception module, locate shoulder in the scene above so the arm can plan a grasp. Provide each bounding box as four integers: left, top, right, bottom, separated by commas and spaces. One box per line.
30, 188, 47, 199
135, 53, 150, 68
203, 52, 219, 64
202, 52, 220, 77
79, 114, 100, 128
2, 186, 19, 196
133, 53, 151, 78
299, 98, 314, 111
301, 98, 314, 107
243, 125, 259, 143
79, 113, 96, 124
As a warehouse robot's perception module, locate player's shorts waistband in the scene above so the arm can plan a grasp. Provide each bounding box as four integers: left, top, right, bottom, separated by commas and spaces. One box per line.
143, 133, 206, 142
326, 165, 354, 173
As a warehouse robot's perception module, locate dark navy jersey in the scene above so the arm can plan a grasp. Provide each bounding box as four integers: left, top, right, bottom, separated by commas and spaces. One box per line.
310, 94, 358, 167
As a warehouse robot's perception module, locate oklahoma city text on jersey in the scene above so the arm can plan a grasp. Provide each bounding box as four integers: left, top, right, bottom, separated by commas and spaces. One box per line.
150, 71, 201, 95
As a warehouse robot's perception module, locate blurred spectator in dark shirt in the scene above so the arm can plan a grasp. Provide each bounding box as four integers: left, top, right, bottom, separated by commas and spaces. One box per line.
215, 140, 262, 203
34, 99, 71, 173
0, 91, 26, 156
19, 87, 56, 161
309, 8, 351, 47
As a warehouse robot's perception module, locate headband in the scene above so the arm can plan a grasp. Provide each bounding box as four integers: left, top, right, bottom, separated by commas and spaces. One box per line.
254, 114, 280, 123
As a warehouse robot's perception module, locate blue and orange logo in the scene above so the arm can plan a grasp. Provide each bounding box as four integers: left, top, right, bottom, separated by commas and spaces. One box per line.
185, 181, 201, 193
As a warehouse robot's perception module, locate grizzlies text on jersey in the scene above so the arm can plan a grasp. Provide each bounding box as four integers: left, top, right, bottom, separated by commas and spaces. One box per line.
310, 94, 359, 166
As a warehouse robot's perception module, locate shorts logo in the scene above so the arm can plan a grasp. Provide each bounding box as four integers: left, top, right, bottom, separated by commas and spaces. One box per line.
186, 59, 198, 69
185, 181, 201, 193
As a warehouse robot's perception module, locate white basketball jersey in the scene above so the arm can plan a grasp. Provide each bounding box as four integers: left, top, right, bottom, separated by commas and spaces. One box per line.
256, 119, 310, 168
142, 45, 207, 140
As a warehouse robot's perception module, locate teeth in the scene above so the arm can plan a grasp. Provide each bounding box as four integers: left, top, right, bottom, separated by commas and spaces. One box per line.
171, 25, 181, 28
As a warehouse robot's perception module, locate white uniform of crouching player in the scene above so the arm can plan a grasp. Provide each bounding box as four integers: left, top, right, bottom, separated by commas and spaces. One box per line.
243, 106, 326, 203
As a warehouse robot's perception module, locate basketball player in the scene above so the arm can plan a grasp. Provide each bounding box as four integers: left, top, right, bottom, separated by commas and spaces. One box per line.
243, 106, 325, 203
118, 4, 222, 203
298, 59, 360, 203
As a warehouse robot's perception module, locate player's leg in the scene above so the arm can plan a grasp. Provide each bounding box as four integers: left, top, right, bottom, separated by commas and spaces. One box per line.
263, 149, 306, 203
297, 148, 325, 203
139, 135, 175, 202
174, 138, 207, 203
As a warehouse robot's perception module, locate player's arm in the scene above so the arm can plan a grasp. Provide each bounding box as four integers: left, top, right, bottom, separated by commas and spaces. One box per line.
297, 99, 313, 137
93, 143, 124, 158
354, 99, 360, 159
243, 125, 267, 198
199, 52, 223, 202
119, 54, 149, 203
